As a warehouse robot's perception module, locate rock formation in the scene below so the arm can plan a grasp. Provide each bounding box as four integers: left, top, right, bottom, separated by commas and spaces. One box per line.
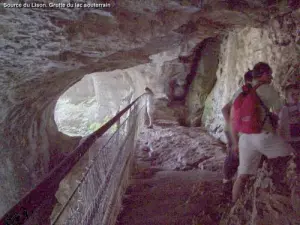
220, 157, 300, 225
137, 123, 226, 171
0, 0, 299, 223
0, 0, 201, 215
201, 12, 300, 142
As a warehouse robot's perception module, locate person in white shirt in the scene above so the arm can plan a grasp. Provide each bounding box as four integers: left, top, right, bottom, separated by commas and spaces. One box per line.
144, 87, 154, 128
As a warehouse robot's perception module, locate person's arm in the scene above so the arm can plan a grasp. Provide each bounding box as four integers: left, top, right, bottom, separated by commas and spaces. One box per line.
222, 88, 242, 121
222, 102, 232, 123
223, 89, 241, 152
228, 106, 239, 154
277, 108, 284, 137
231, 129, 239, 154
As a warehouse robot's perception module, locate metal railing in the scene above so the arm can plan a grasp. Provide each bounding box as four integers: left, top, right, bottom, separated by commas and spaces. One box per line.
0, 94, 145, 225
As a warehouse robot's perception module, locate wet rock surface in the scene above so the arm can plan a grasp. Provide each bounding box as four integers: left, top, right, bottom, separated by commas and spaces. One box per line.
136, 120, 226, 171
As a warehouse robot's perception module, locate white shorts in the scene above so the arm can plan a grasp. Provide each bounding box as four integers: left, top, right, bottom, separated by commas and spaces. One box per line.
238, 132, 293, 175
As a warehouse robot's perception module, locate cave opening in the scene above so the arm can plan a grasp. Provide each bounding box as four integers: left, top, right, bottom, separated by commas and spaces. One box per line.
54, 72, 135, 137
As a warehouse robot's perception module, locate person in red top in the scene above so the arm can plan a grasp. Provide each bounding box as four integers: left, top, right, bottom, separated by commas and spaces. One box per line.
231, 62, 293, 203
222, 70, 253, 195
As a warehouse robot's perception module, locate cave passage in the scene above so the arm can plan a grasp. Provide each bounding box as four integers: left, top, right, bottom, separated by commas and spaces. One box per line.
0, 1, 299, 225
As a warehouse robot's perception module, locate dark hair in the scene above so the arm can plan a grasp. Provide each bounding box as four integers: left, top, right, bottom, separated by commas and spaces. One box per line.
252, 62, 272, 78
244, 70, 253, 82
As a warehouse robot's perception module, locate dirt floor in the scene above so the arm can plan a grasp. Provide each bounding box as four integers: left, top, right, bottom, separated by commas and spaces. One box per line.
116, 121, 230, 225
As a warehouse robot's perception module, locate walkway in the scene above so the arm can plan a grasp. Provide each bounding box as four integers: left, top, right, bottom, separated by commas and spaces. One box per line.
116, 122, 229, 225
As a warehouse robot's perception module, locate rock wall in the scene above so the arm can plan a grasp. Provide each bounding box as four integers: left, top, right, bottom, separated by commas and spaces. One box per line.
0, 1, 201, 216
0, 99, 80, 217
0, 0, 298, 220
220, 157, 300, 225
201, 11, 300, 142
187, 37, 221, 126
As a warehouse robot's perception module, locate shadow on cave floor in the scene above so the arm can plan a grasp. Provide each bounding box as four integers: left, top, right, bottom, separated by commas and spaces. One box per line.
116, 120, 230, 225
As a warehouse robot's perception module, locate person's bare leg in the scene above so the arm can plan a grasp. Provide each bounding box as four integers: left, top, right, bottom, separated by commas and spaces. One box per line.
232, 174, 250, 202
147, 111, 153, 128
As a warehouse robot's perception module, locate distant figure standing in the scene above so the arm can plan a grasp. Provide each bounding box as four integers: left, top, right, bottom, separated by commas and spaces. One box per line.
145, 87, 154, 128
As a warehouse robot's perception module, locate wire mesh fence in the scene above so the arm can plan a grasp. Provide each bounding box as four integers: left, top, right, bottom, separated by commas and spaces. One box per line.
50, 97, 145, 225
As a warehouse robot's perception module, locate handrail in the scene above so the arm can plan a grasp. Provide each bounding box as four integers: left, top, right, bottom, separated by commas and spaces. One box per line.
0, 94, 145, 225
51, 102, 145, 224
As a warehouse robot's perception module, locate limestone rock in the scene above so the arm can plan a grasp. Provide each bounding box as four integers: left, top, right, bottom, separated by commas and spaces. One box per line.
220, 157, 300, 225
0, 1, 203, 215
201, 12, 300, 141
187, 37, 221, 126
137, 123, 226, 171
0, 0, 299, 219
